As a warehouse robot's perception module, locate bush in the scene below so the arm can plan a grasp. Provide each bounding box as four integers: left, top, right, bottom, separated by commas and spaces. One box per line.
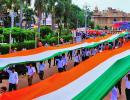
61, 34, 72, 42
0, 44, 10, 54
61, 29, 71, 35
40, 26, 52, 38
95, 25, 101, 30
49, 37, 58, 44
0, 27, 3, 34
2, 27, 37, 43
0, 40, 35, 54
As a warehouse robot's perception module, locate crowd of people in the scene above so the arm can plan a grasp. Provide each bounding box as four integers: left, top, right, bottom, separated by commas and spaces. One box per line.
0, 32, 130, 100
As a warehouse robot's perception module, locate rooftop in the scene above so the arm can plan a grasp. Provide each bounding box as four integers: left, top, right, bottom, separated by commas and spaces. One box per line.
93, 7, 130, 18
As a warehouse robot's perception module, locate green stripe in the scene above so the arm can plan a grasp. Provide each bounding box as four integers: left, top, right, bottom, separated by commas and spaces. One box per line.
73, 55, 130, 100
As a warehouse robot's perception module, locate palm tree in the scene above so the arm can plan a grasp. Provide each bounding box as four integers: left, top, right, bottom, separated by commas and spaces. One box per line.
47, 0, 58, 30
19, 0, 31, 28
19, 0, 24, 28
0, 0, 6, 21
63, 0, 72, 29
55, 0, 65, 34
34, 0, 45, 34
23, 6, 35, 29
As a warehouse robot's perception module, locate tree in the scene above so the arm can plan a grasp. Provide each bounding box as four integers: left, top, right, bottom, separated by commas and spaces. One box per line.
23, 6, 35, 29
19, 0, 25, 28
62, 0, 72, 29
55, 0, 65, 34
0, 0, 6, 14
47, 0, 58, 30
1, 0, 20, 27
69, 4, 83, 29
34, 0, 46, 34
95, 25, 101, 30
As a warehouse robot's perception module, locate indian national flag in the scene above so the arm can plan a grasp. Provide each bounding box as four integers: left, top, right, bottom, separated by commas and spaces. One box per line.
0, 32, 130, 100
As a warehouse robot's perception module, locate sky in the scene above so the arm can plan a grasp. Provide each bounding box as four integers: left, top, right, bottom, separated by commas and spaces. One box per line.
72, 0, 130, 13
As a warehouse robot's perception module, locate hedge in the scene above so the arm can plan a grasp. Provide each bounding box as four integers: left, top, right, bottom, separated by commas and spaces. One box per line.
0, 34, 72, 54
0, 40, 35, 54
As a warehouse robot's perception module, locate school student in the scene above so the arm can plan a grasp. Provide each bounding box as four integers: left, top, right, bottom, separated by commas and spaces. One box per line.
38, 62, 45, 80
125, 74, 130, 100
85, 49, 91, 59
74, 53, 80, 66
67, 50, 73, 60
91, 48, 97, 56
116, 79, 122, 95
6, 67, 18, 91
62, 54, 67, 71
26, 64, 35, 86
110, 85, 118, 100
56, 56, 64, 73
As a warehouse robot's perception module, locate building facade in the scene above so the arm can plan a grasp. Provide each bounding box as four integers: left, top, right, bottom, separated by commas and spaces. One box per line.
91, 7, 130, 28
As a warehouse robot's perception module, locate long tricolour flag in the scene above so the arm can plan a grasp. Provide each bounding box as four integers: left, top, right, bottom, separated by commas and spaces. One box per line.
1, 41, 130, 100
0, 32, 128, 70
0, 32, 130, 100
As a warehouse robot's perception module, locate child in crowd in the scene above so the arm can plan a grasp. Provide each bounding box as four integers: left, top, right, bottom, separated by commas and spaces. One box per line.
74, 53, 80, 66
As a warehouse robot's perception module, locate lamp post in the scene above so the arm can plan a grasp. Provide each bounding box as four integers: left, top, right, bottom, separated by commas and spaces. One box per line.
54, 2, 60, 46
9, 8, 17, 52
52, 2, 58, 30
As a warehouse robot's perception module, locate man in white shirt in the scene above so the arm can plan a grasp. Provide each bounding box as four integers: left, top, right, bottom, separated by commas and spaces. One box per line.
85, 49, 91, 59
6, 67, 18, 91
74, 53, 80, 66
26, 64, 35, 86
56, 56, 64, 73
91, 48, 97, 56
62, 54, 67, 71
38, 62, 45, 80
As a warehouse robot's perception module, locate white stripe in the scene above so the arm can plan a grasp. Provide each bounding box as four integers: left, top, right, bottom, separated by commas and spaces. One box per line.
0, 34, 119, 68
35, 50, 130, 100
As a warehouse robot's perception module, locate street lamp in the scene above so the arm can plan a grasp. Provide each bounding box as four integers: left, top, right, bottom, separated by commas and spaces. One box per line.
54, 2, 60, 46
52, 2, 58, 30
9, 4, 17, 52
55, 2, 58, 6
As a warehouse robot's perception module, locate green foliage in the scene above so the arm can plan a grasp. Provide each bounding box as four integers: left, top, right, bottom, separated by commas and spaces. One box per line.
0, 44, 10, 54
69, 4, 85, 29
95, 25, 101, 30
61, 29, 71, 35
23, 6, 35, 29
0, 27, 3, 34
0, 32, 72, 54
0, 40, 35, 54
40, 26, 52, 37
1, 27, 36, 43
88, 21, 95, 29
61, 34, 72, 42
49, 37, 58, 44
